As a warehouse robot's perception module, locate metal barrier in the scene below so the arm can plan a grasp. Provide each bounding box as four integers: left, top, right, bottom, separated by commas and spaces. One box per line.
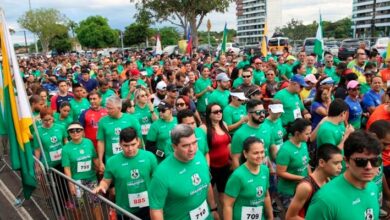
49, 167, 142, 220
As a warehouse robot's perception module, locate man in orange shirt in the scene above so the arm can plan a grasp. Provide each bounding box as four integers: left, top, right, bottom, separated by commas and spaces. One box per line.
367, 102, 390, 129
379, 58, 390, 89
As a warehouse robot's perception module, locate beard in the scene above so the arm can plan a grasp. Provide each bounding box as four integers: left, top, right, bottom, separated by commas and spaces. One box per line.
252, 115, 265, 125
157, 93, 166, 100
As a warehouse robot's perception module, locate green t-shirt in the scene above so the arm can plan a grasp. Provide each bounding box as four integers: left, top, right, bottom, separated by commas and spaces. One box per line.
225, 164, 269, 220
104, 150, 157, 213
324, 66, 340, 85
146, 118, 178, 157
223, 104, 246, 133
99, 89, 116, 107
97, 113, 142, 162
232, 124, 271, 158
237, 60, 250, 69
282, 63, 294, 80
194, 77, 212, 113
33, 123, 67, 167
70, 98, 90, 121
253, 69, 265, 86
61, 138, 97, 181
306, 175, 379, 220
207, 89, 230, 109
195, 127, 209, 155
53, 112, 73, 130
276, 140, 310, 196
360, 83, 371, 95
133, 104, 154, 141
274, 88, 305, 126
262, 118, 285, 151
149, 152, 212, 220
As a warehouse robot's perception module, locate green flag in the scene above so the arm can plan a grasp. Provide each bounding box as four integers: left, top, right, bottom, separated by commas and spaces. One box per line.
221, 22, 227, 54
0, 9, 36, 199
314, 13, 324, 62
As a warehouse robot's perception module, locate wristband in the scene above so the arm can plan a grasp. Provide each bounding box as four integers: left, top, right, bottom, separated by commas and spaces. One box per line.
210, 207, 218, 212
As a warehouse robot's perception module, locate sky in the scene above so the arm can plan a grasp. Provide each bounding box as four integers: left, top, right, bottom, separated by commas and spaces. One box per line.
2, 0, 352, 45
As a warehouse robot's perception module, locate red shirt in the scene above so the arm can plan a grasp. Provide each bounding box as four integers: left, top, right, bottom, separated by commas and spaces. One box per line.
79, 108, 108, 149
209, 130, 231, 168
366, 104, 390, 129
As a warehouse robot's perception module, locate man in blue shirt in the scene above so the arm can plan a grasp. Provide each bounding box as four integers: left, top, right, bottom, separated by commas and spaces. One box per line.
362, 76, 384, 114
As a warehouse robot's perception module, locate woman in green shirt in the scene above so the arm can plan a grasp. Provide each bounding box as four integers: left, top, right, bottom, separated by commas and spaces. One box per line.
276, 118, 312, 211
223, 89, 248, 134
54, 102, 73, 131
224, 137, 274, 220
133, 88, 158, 142
62, 122, 102, 219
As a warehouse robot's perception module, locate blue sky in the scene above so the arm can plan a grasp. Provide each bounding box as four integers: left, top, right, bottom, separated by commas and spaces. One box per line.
2, 0, 352, 44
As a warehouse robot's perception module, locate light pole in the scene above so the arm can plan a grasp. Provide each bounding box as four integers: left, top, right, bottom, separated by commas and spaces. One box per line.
371, 0, 377, 38
28, 0, 39, 53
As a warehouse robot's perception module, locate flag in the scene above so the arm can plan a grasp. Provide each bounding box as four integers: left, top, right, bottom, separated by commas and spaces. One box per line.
221, 22, 228, 54
261, 21, 268, 57
0, 9, 36, 199
186, 26, 192, 55
386, 41, 390, 60
314, 13, 324, 62
155, 33, 162, 55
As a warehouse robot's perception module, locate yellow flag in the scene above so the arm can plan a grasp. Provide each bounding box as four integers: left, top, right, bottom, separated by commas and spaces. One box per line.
386, 42, 390, 60
261, 21, 268, 57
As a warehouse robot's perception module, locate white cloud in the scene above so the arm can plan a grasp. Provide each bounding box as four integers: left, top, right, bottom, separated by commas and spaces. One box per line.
2, 0, 353, 44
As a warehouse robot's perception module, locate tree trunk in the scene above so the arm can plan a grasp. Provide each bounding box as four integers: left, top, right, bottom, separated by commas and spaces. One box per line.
189, 16, 198, 48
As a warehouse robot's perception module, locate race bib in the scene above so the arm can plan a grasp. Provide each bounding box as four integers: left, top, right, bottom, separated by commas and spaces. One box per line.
128, 191, 149, 208
112, 143, 122, 154
241, 206, 263, 220
77, 160, 91, 172
293, 108, 302, 119
189, 200, 209, 220
49, 148, 62, 161
141, 124, 151, 135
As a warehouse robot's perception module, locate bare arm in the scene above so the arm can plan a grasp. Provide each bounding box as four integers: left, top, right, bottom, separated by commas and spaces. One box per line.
207, 184, 219, 219
97, 140, 105, 172
92, 178, 112, 194
150, 209, 164, 220
231, 153, 241, 170
264, 191, 274, 220
223, 194, 235, 220
64, 167, 76, 196
285, 182, 311, 220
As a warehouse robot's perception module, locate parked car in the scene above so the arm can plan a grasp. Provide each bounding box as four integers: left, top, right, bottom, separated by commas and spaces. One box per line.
216, 42, 240, 55
324, 41, 339, 56
338, 39, 369, 60
196, 44, 215, 56
303, 37, 316, 55
372, 37, 390, 56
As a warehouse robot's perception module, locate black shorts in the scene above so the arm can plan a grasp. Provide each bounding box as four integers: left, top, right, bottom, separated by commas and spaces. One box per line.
384, 165, 390, 179
117, 207, 150, 220
210, 165, 231, 193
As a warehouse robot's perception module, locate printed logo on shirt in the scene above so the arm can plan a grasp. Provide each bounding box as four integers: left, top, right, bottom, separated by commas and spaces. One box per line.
50, 136, 58, 143
131, 169, 139, 179
115, 128, 121, 135
191, 173, 202, 186
256, 186, 263, 197
364, 208, 374, 220
80, 149, 85, 154
302, 155, 308, 165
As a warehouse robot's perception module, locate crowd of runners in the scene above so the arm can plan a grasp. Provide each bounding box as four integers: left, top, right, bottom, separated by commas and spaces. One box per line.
23, 44, 390, 220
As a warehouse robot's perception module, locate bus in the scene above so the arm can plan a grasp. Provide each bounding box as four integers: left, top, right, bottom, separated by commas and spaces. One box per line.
268, 37, 289, 55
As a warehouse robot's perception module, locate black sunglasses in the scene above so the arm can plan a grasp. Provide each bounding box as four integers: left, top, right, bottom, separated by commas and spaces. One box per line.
211, 109, 223, 114
176, 103, 186, 107
69, 128, 83, 134
158, 108, 169, 113
350, 157, 382, 168
250, 110, 267, 116
242, 75, 251, 78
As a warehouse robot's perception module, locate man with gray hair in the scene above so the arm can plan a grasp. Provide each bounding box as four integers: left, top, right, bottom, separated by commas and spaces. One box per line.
97, 96, 142, 173
149, 124, 219, 219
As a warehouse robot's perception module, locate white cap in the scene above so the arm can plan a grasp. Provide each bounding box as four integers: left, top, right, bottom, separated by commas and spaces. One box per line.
156, 81, 167, 91
269, 104, 284, 113
230, 92, 248, 100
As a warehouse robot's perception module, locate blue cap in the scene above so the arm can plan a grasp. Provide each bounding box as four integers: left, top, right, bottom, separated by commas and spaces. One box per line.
291, 74, 308, 87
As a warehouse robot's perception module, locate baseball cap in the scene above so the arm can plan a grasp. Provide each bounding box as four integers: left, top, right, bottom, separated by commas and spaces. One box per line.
291, 74, 308, 87
130, 69, 140, 76
245, 87, 261, 98
166, 84, 177, 92
320, 77, 335, 85
347, 80, 360, 89
304, 74, 318, 84
230, 92, 248, 101
156, 81, 167, 91
157, 101, 173, 110
216, 72, 230, 82
286, 55, 296, 61
269, 104, 284, 113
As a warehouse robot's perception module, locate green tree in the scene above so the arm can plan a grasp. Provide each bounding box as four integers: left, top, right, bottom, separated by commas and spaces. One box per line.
68, 20, 78, 38
76, 16, 118, 48
134, 0, 233, 47
123, 23, 153, 46
157, 27, 180, 46
49, 24, 72, 54
18, 8, 68, 53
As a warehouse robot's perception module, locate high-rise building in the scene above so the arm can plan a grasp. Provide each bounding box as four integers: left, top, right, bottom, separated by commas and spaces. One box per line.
352, 0, 390, 37
236, 0, 282, 46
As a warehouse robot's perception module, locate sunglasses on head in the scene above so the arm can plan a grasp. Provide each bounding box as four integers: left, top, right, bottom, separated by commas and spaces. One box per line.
350, 157, 382, 168
211, 109, 223, 114
69, 128, 83, 134
250, 109, 267, 116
